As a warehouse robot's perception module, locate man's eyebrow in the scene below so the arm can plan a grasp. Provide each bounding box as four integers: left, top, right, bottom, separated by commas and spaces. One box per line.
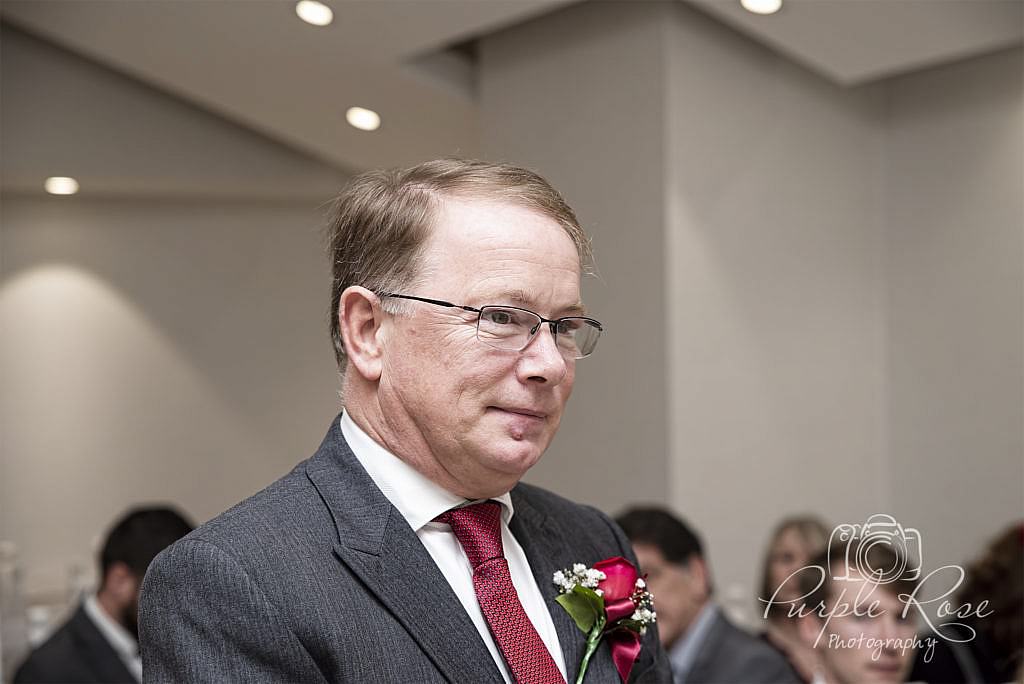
560, 302, 588, 316
487, 289, 588, 316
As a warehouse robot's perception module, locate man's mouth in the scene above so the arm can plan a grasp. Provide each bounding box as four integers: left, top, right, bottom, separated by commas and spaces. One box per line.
491, 406, 547, 420
866, 660, 904, 678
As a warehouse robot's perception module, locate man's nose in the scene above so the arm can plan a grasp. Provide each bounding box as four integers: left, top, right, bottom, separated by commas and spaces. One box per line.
517, 324, 568, 384
877, 613, 904, 643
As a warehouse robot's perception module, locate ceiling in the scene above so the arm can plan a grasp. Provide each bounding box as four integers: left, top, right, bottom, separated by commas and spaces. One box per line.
2, 0, 1020, 175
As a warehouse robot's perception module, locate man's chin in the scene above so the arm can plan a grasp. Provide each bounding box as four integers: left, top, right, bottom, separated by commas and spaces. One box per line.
469, 442, 547, 488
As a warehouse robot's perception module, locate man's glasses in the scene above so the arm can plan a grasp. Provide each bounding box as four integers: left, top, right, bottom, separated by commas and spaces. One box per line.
377, 293, 603, 359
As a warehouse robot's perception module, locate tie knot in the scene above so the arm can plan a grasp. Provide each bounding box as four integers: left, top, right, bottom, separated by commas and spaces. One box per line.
435, 501, 504, 569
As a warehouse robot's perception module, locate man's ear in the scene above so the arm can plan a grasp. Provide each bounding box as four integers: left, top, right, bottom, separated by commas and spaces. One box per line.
683, 556, 711, 598
338, 286, 388, 382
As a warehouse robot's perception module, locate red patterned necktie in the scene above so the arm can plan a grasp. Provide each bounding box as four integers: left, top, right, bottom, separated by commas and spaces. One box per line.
436, 501, 565, 684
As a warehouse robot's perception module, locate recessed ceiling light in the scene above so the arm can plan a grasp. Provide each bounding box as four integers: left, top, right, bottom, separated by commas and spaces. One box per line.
741, 0, 782, 15
346, 107, 381, 132
44, 177, 79, 195
295, 0, 333, 27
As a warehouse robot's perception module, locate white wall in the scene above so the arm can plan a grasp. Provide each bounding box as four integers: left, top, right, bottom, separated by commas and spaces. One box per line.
666, 3, 889, 620
886, 47, 1024, 574
1, 26, 347, 597
669, 13, 1023, 623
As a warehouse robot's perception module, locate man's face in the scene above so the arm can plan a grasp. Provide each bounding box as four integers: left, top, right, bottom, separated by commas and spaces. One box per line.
376, 196, 581, 499
814, 573, 917, 684
633, 543, 708, 650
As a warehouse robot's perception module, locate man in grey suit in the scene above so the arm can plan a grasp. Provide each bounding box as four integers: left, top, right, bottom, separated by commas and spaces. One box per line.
616, 508, 799, 684
139, 159, 670, 683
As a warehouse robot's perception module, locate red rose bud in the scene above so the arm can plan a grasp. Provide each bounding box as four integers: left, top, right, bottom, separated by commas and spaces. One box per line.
594, 557, 640, 623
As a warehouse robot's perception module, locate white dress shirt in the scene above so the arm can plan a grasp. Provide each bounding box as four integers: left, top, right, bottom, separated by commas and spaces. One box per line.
340, 411, 567, 684
83, 594, 143, 683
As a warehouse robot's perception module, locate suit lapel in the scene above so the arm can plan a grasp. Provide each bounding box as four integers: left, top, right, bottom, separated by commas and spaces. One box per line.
305, 419, 502, 684
508, 491, 588, 683
685, 609, 726, 682
68, 605, 138, 683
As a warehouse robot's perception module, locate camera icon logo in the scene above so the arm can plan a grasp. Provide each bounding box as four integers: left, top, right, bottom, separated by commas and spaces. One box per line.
828, 514, 922, 584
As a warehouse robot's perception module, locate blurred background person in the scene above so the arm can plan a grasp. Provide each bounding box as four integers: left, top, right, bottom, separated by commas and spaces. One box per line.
796, 537, 919, 684
14, 506, 193, 684
761, 516, 831, 682
617, 506, 800, 683
909, 521, 1024, 683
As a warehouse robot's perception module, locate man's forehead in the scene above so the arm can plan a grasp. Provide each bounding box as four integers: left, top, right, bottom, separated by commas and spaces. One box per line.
430, 196, 579, 257
831, 573, 903, 604
420, 196, 584, 305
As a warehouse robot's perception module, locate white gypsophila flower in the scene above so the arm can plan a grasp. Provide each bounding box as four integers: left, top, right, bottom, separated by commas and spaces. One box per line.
635, 578, 646, 589
631, 608, 656, 624
554, 563, 613, 594
554, 566, 590, 593
582, 568, 604, 588
595, 589, 604, 597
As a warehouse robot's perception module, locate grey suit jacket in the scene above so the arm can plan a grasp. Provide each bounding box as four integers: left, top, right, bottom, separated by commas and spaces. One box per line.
681, 610, 798, 684
139, 416, 670, 683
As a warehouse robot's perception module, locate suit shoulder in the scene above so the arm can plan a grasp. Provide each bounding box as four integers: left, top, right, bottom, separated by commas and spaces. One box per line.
180, 460, 320, 548
711, 616, 801, 682
14, 615, 87, 683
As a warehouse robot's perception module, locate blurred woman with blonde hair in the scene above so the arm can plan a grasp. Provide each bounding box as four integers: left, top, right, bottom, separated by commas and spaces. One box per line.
758, 515, 831, 683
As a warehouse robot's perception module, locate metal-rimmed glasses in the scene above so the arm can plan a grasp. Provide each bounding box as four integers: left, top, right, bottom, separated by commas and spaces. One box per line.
377, 293, 603, 359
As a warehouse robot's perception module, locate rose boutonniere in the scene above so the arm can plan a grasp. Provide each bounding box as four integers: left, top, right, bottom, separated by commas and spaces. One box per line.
553, 557, 656, 683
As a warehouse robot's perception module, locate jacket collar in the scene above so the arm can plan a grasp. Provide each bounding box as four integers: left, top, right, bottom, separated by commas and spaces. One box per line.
305, 416, 504, 683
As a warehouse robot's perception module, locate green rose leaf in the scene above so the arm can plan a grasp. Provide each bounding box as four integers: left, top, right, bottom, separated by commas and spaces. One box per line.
556, 585, 605, 634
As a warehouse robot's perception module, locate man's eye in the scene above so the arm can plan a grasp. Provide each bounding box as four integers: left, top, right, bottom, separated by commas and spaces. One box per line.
556, 319, 582, 336
485, 310, 514, 325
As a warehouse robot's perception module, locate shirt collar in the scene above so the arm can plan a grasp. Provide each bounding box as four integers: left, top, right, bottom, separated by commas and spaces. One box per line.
669, 601, 718, 679
83, 593, 138, 660
340, 410, 514, 531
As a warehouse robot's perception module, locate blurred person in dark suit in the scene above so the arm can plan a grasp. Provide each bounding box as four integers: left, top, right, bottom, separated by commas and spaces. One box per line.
617, 506, 800, 683
909, 521, 1023, 683
760, 515, 831, 682
14, 507, 193, 684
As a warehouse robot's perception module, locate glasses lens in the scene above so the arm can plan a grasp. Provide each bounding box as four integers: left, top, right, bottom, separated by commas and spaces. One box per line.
477, 307, 602, 358
555, 318, 601, 359
477, 307, 539, 350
